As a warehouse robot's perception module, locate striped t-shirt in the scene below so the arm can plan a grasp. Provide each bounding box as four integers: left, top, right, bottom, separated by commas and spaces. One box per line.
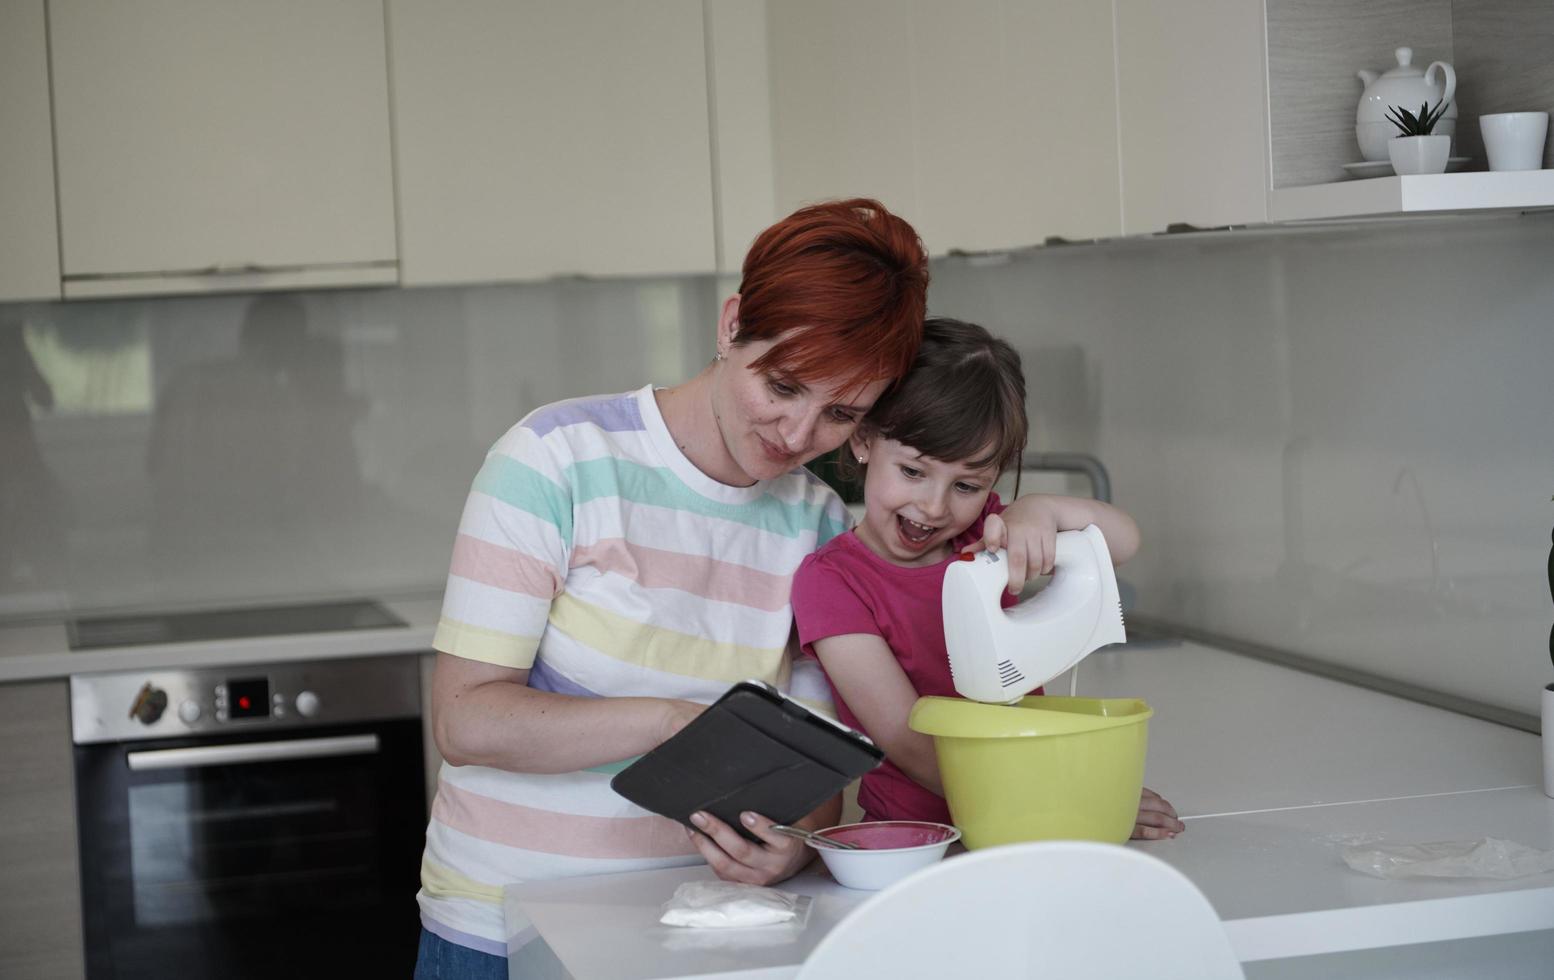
417, 385, 849, 956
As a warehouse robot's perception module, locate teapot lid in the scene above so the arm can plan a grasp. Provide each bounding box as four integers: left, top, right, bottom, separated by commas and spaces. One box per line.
1381, 46, 1425, 78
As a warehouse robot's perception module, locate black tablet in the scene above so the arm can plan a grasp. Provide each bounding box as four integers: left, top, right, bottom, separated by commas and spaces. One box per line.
611, 680, 883, 841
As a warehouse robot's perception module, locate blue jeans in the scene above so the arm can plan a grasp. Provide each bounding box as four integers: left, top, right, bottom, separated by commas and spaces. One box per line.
414, 927, 507, 980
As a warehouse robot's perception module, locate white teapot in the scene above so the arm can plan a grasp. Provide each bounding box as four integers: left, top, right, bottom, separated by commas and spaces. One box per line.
1356, 46, 1456, 162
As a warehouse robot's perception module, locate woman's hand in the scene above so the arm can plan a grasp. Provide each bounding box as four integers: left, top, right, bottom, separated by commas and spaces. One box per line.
1131, 787, 1184, 840
684, 810, 815, 886
658, 699, 706, 743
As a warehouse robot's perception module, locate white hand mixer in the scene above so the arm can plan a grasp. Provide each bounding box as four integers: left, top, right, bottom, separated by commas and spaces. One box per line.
942, 524, 1125, 704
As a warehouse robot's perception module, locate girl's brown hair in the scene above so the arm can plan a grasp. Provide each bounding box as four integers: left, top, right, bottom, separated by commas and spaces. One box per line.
852, 317, 1027, 477
737, 198, 929, 397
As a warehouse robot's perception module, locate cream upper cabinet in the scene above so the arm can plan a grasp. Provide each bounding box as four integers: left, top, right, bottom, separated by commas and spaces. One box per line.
48, 0, 398, 298
767, 0, 1122, 255
0, 0, 60, 302
388, 0, 717, 286
1114, 0, 1270, 234
706, 0, 779, 274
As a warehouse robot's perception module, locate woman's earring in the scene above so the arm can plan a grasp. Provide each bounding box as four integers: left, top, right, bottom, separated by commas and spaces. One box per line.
713, 349, 725, 362
856, 455, 865, 464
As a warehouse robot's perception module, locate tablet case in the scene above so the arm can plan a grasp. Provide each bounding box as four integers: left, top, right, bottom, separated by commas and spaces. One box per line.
611, 680, 884, 841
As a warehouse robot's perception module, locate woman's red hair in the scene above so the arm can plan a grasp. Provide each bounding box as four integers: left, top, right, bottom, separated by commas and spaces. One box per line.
737, 198, 928, 397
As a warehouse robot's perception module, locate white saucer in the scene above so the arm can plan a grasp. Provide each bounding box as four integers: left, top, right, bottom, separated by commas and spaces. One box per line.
1342, 157, 1471, 179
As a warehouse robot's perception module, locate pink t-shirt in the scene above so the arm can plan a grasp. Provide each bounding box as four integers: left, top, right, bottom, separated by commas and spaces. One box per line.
792, 494, 1017, 824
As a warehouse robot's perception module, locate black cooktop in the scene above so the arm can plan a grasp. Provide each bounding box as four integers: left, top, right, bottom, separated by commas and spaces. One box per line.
67, 599, 406, 650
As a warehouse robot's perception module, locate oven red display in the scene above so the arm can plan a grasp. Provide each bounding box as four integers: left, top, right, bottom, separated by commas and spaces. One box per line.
228, 678, 270, 719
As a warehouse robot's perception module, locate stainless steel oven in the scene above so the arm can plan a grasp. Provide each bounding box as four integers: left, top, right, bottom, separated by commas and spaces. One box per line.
71, 654, 425, 979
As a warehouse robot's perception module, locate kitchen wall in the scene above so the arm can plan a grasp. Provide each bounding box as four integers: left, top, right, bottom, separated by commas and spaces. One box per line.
934, 211, 1554, 719
2, 212, 1550, 715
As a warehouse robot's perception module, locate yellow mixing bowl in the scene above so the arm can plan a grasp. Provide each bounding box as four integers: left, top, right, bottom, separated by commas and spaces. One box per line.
908, 695, 1152, 848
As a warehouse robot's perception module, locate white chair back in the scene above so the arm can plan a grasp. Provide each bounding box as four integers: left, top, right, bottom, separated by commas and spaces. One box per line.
798, 841, 1243, 980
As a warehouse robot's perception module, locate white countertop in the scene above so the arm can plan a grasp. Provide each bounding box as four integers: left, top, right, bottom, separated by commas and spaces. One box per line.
503, 642, 1554, 979
1142, 786, 1554, 962
1075, 644, 1539, 814
0, 594, 441, 682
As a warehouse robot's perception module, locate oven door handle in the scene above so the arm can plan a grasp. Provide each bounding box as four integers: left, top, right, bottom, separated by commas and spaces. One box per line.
126, 733, 381, 771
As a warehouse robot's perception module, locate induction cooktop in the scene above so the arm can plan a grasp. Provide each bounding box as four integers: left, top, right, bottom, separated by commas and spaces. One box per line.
66, 599, 406, 650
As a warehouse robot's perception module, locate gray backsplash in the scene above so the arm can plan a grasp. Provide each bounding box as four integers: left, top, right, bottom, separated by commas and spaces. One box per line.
1, 277, 718, 618
3, 213, 1551, 715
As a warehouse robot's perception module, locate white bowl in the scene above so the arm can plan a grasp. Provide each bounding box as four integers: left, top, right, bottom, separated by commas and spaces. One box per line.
805, 820, 961, 890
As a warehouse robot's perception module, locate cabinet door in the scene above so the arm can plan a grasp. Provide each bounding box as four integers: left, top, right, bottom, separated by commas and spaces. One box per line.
389, 0, 716, 285
0, 0, 60, 302
1115, 0, 1270, 233
768, 0, 1122, 255
707, 0, 779, 274
49, 0, 398, 298
0, 681, 83, 979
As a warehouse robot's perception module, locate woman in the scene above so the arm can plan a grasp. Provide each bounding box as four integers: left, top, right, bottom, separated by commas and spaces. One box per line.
415, 199, 929, 978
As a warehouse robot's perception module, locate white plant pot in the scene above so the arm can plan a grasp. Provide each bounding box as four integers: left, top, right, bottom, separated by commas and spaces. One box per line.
1388, 134, 1451, 175
1358, 118, 1455, 163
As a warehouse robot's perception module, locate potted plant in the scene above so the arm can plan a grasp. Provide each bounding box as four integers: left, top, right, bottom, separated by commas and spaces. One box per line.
1386, 99, 1452, 175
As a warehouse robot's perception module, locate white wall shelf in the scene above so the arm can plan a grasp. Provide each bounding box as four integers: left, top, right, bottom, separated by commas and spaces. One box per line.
1268, 170, 1554, 222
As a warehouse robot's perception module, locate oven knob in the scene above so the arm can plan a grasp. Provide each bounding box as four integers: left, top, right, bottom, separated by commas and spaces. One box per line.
129, 683, 168, 725
177, 699, 202, 724
294, 691, 321, 718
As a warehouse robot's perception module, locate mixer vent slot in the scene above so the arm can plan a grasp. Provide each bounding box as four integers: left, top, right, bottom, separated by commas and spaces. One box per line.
996, 659, 1025, 688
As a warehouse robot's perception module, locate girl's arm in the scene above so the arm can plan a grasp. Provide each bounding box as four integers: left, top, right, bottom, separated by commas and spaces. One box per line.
431, 653, 704, 773
811, 633, 943, 796
984, 494, 1141, 595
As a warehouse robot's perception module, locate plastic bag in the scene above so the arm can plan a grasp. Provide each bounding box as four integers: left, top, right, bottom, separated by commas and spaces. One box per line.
659, 881, 811, 928
1342, 838, 1554, 880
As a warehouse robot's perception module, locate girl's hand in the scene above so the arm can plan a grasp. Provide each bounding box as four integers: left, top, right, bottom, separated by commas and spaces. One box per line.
976, 508, 1059, 596
1131, 787, 1184, 840
685, 810, 814, 885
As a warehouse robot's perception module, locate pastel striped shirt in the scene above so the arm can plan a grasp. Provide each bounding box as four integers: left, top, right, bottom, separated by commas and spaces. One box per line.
417, 385, 848, 956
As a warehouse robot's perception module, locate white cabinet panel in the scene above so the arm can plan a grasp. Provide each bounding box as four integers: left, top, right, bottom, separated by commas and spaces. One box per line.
389, 0, 716, 285
768, 0, 919, 229
911, 0, 1120, 249
707, 0, 780, 274
769, 0, 1121, 255
0, 0, 60, 302
49, 0, 397, 297
0, 681, 82, 979
1115, 0, 1270, 233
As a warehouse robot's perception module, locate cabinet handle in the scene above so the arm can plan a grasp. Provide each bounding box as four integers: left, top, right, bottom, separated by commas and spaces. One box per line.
127, 733, 380, 770
198, 262, 275, 276
63, 259, 397, 284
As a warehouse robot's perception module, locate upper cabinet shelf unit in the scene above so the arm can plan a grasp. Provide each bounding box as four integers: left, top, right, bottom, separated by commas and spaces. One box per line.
750, 0, 1554, 252
48, 0, 398, 299
1142, 0, 1554, 231
1264, 0, 1554, 221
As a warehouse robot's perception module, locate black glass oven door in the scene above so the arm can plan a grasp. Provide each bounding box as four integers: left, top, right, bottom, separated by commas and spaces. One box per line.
75, 720, 425, 980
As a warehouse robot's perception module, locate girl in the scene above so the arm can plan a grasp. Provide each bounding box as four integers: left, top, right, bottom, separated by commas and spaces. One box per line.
791, 317, 1183, 839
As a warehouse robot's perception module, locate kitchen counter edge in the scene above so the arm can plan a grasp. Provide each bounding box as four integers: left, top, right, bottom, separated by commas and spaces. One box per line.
0, 596, 442, 682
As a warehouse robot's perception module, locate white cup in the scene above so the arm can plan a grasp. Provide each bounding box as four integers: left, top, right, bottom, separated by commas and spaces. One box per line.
1479, 111, 1549, 171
